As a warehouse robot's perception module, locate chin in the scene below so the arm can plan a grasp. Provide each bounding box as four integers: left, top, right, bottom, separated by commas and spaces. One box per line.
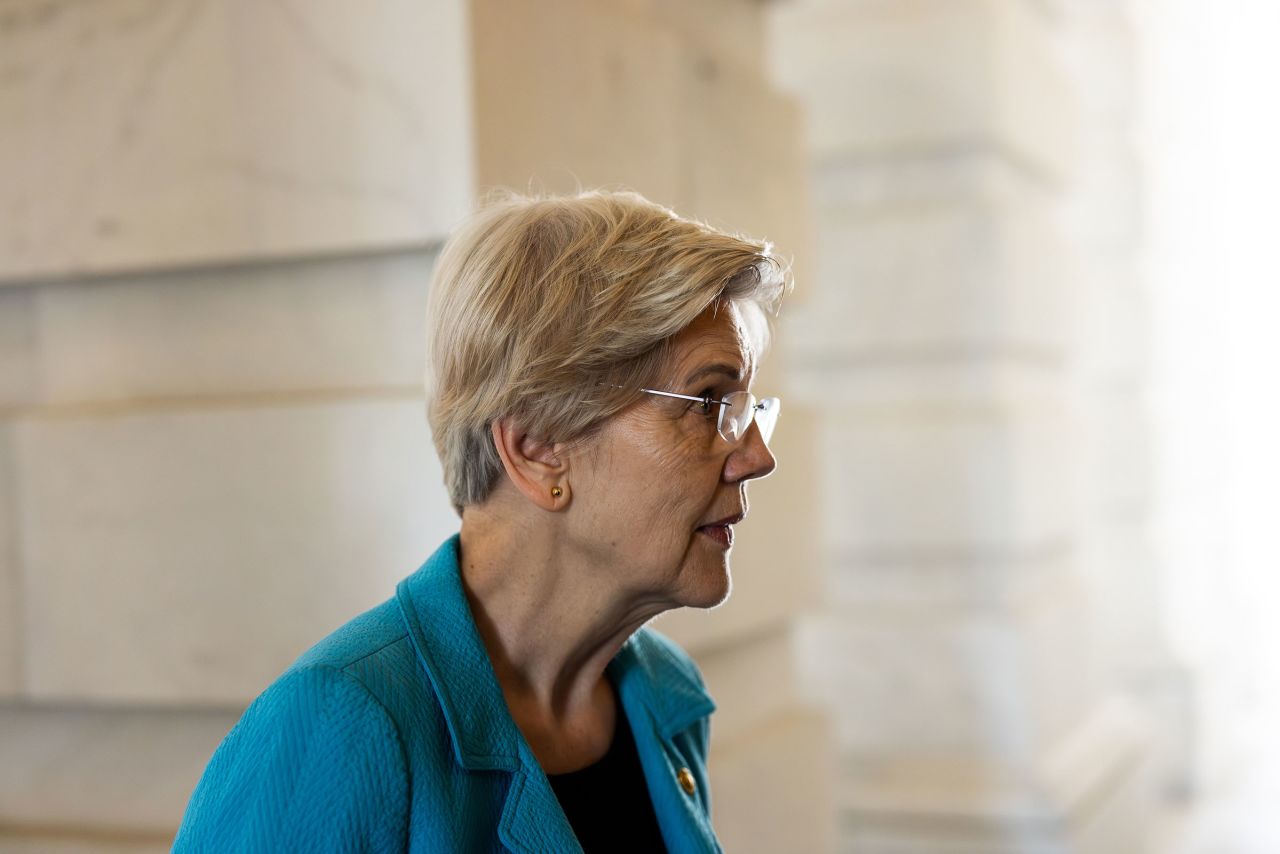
681, 561, 733, 610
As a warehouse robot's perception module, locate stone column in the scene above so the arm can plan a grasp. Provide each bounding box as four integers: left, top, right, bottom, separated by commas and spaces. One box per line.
770, 0, 1156, 850
1058, 0, 1195, 804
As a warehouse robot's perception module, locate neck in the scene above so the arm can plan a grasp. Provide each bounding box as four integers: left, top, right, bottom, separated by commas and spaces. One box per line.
457, 497, 671, 727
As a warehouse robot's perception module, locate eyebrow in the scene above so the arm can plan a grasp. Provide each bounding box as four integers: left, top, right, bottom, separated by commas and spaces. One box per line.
683, 362, 744, 386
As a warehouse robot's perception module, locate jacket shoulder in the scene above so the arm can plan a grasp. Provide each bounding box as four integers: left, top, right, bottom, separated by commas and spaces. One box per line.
174, 664, 409, 852
293, 596, 409, 671
290, 596, 444, 743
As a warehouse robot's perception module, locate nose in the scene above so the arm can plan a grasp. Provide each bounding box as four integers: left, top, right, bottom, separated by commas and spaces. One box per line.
724, 420, 777, 483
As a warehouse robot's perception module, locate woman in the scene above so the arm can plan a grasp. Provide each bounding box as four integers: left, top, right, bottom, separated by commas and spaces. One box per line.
174, 190, 787, 853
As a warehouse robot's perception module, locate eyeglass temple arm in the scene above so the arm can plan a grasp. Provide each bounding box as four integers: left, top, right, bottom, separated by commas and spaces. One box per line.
639, 388, 728, 407
639, 388, 773, 411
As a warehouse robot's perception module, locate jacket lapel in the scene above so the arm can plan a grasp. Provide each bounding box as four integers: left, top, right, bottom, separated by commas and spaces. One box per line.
395, 536, 580, 853
496, 751, 580, 854
610, 636, 721, 853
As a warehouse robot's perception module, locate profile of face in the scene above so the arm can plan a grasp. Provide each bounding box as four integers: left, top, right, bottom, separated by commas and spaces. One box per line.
565, 301, 778, 610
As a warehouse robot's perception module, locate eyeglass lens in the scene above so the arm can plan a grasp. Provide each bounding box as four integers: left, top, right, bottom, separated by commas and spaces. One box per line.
718, 392, 780, 444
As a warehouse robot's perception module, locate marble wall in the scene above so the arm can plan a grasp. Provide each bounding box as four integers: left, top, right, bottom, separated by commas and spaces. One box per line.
470, 0, 810, 285
0, 0, 473, 279
1, 248, 450, 699
1059, 0, 1194, 803
0, 247, 450, 849
772, 0, 1164, 851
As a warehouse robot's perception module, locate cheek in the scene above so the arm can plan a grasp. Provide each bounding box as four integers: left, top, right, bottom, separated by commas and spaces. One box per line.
644, 436, 700, 478
644, 438, 725, 527
635, 404, 713, 465
610, 421, 719, 526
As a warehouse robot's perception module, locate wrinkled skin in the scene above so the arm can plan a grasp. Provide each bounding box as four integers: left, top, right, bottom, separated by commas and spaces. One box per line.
564, 301, 777, 610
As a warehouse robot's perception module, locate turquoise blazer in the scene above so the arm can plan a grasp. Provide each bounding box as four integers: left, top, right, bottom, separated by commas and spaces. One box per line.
174, 536, 722, 852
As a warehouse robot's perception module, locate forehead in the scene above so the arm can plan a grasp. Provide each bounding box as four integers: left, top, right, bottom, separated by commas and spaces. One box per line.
667, 302, 755, 381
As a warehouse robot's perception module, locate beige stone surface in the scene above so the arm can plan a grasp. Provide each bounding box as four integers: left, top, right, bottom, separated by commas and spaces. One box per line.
790, 358, 1069, 417
14, 396, 456, 703
770, 0, 1075, 178
785, 143, 1072, 407
0, 287, 39, 408
1059, 0, 1137, 126
1066, 135, 1143, 255
817, 400, 1076, 556
652, 0, 767, 78
690, 624, 801, 747
802, 569, 1098, 763
33, 249, 434, 405
1081, 393, 1152, 516
785, 154, 1073, 415
833, 698, 1151, 854
787, 195, 1073, 372
0, 0, 472, 281
1075, 264, 1147, 385
687, 64, 812, 291
471, 0, 690, 208
0, 423, 18, 696
650, 0, 757, 75
1079, 524, 1161, 673
0, 704, 239, 838
0, 837, 171, 854
822, 527, 1073, 614
471, 0, 809, 275
710, 708, 835, 854
809, 146, 1046, 213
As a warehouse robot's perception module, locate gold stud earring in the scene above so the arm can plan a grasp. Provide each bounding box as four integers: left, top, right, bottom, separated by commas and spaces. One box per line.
550, 486, 564, 499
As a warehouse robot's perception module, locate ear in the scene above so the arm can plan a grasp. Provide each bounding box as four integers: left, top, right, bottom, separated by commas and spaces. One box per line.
490, 419, 570, 511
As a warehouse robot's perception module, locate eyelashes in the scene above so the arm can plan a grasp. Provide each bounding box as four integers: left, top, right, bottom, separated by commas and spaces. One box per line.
691, 388, 718, 417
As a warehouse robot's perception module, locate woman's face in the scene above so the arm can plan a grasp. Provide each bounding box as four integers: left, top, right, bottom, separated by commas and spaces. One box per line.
566, 302, 777, 609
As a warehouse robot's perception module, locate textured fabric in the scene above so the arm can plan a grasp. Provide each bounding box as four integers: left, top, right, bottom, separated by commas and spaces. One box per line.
174, 535, 721, 853
547, 684, 668, 852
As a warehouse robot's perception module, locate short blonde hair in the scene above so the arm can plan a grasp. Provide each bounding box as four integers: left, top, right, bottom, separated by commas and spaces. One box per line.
426, 190, 788, 511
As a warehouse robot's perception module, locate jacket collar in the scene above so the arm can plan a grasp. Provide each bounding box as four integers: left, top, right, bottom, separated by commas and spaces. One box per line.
395, 534, 521, 771
395, 537, 717, 848
607, 630, 716, 739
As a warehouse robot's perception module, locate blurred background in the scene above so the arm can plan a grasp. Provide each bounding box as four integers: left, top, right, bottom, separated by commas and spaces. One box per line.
0, 0, 1276, 851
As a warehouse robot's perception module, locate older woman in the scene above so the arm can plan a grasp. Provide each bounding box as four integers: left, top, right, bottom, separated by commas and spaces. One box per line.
174, 191, 786, 853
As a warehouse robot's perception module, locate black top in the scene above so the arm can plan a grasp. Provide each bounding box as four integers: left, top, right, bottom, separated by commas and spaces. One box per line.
547, 694, 668, 853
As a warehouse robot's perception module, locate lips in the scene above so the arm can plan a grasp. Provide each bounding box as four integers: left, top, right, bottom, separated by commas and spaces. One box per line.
696, 512, 744, 549
697, 524, 733, 548
701, 512, 745, 528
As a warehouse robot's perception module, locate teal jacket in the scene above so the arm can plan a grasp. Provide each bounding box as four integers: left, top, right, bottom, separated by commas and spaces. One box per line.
174, 536, 721, 852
